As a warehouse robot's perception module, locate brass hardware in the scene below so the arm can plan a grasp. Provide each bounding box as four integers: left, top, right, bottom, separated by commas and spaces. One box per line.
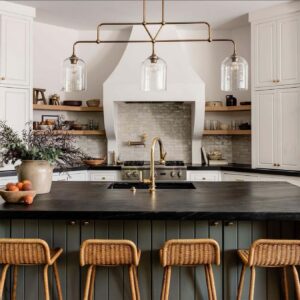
273, 80, 276, 83
210, 221, 219, 226
0, 76, 5, 80
82, 221, 90, 226
277, 80, 280, 83
68, 0, 239, 66
225, 221, 235, 226
68, 220, 76, 226
143, 137, 167, 192
128, 133, 147, 147
101, 177, 106, 180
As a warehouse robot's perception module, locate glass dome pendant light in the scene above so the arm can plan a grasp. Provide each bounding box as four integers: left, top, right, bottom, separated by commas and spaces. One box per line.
62, 52, 87, 92
141, 43, 167, 91
221, 49, 248, 92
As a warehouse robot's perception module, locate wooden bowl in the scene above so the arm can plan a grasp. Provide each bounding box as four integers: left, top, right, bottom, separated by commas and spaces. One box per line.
86, 99, 100, 107
0, 189, 37, 204
83, 159, 105, 166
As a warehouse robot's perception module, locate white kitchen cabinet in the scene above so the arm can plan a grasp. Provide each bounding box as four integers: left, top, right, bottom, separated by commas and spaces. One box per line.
222, 172, 259, 182
67, 171, 87, 181
253, 13, 300, 89
52, 173, 69, 182
0, 14, 32, 87
187, 171, 220, 182
253, 87, 300, 171
0, 87, 31, 133
89, 171, 121, 182
0, 176, 18, 187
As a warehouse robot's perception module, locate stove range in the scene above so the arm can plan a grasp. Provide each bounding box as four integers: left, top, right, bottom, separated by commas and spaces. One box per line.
121, 160, 187, 181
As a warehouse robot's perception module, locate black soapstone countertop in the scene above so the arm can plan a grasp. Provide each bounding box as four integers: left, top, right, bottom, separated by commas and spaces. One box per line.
0, 181, 300, 221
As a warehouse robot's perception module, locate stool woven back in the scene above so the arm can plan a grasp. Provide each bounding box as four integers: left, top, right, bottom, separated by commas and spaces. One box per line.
160, 239, 220, 267
248, 239, 300, 267
80, 239, 140, 266
0, 238, 51, 265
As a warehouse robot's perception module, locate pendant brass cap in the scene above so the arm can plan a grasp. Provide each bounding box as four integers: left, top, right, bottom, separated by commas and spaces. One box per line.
70, 54, 79, 64
150, 54, 158, 64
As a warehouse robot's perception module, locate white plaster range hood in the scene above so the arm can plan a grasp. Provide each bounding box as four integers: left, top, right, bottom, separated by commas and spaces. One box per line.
103, 25, 205, 164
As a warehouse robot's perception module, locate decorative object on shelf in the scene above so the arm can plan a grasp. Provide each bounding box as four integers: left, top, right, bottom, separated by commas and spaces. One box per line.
208, 150, 223, 161
240, 101, 251, 106
205, 101, 223, 107
83, 156, 106, 166
128, 133, 147, 146
226, 95, 237, 106
86, 99, 100, 107
33, 88, 47, 105
211, 120, 220, 130
220, 123, 229, 130
62, 0, 248, 92
63, 100, 82, 107
0, 121, 87, 194
41, 115, 59, 129
49, 94, 60, 105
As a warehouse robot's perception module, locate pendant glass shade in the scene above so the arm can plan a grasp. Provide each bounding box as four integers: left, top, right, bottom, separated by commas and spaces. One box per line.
62, 57, 87, 92
221, 55, 248, 91
141, 56, 167, 91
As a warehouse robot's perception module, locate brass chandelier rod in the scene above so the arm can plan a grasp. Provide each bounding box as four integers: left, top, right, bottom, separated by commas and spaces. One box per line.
71, 0, 237, 60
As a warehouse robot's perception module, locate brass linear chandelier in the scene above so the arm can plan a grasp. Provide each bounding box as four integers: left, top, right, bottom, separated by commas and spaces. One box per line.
63, 0, 248, 92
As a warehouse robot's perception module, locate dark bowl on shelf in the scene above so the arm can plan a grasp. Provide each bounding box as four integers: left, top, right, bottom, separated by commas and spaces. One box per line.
63, 101, 82, 107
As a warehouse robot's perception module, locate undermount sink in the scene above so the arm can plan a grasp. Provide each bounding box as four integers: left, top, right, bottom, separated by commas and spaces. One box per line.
108, 182, 196, 189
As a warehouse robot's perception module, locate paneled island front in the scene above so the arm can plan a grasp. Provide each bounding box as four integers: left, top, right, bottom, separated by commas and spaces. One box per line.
0, 181, 300, 300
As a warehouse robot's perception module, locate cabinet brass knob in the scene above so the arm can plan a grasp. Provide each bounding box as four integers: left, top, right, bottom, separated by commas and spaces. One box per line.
210, 221, 219, 226
82, 221, 89, 226
225, 221, 235, 226
69, 220, 76, 226
0, 77, 5, 80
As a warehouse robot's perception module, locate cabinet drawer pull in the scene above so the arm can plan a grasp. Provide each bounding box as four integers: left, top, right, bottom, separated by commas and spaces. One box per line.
209, 221, 220, 227
225, 221, 235, 226
202, 177, 206, 180
68, 220, 77, 226
0, 76, 5, 80
82, 221, 90, 226
102, 177, 106, 180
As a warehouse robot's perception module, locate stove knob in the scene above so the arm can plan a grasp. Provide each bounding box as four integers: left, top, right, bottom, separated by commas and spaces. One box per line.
126, 172, 132, 178
171, 171, 176, 177
178, 171, 182, 178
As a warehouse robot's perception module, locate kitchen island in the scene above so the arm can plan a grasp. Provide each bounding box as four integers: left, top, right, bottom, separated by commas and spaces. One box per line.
0, 181, 299, 300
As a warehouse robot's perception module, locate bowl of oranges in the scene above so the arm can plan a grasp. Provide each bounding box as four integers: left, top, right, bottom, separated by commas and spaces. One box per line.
0, 180, 36, 204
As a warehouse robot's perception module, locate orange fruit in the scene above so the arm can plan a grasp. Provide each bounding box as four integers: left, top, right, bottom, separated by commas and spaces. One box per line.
22, 195, 33, 205
5, 183, 16, 191
22, 183, 32, 191
16, 182, 24, 190
22, 180, 32, 185
7, 185, 19, 192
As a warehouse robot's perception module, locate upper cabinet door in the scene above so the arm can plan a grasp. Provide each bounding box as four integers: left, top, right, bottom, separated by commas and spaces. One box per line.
277, 15, 300, 86
254, 21, 277, 88
253, 90, 278, 169
277, 88, 300, 170
0, 15, 31, 87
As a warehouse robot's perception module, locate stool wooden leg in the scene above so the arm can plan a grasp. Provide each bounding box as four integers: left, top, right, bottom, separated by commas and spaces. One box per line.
160, 266, 171, 300
43, 265, 50, 300
249, 266, 256, 300
84, 265, 93, 300
237, 264, 246, 300
0, 264, 10, 298
292, 265, 300, 299
204, 265, 213, 300
53, 261, 63, 300
129, 265, 137, 300
208, 264, 217, 300
282, 267, 289, 300
12, 265, 18, 300
88, 266, 96, 300
133, 266, 140, 300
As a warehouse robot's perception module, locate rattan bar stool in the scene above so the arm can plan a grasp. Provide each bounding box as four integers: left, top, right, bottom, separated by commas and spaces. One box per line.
237, 239, 300, 300
80, 239, 141, 300
160, 239, 220, 300
0, 238, 63, 300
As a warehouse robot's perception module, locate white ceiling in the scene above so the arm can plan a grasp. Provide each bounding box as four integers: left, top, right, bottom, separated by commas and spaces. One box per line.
12, 0, 289, 30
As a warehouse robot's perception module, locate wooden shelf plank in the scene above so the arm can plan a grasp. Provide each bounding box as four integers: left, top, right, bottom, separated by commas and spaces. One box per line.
205, 105, 251, 112
33, 130, 106, 136
203, 130, 251, 135
33, 104, 103, 112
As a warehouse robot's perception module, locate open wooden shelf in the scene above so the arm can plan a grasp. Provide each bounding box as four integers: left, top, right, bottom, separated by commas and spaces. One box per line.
203, 130, 251, 135
33, 104, 103, 112
205, 105, 251, 112
33, 130, 106, 136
